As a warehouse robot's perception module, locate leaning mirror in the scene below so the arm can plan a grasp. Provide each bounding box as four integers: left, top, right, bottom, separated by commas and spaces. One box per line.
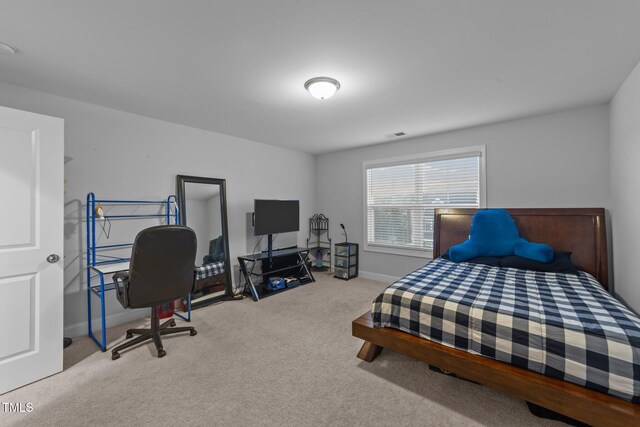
176, 175, 232, 307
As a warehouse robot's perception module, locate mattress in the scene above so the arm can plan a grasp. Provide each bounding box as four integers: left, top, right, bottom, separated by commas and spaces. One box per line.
372, 258, 640, 402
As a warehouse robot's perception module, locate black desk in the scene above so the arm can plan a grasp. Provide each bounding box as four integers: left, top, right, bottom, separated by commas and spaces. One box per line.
238, 247, 315, 301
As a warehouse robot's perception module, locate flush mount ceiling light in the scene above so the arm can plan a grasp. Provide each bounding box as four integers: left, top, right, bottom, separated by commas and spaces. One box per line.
304, 77, 340, 100
0, 42, 16, 55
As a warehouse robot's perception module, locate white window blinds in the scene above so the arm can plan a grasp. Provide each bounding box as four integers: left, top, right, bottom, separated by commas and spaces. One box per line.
365, 150, 482, 255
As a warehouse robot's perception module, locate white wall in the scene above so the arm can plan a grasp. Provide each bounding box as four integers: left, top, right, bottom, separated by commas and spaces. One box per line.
317, 105, 610, 282
0, 81, 316, 337
610, 60, 640, 313
185, 198, 211, 263
0, 76, 620, 334
208, 194, 223, 240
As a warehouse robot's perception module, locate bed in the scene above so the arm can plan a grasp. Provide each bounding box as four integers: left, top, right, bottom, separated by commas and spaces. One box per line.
352, 208, 640, 426
174, 262, 227, 312
194, 261, 226, 292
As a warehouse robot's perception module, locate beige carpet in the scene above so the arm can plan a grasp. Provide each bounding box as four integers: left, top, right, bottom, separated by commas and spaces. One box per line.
1, 274, 561, 427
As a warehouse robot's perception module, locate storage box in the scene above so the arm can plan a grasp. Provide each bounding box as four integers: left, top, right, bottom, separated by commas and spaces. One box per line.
157, 301, 174, 319
335, 267, 357, 279
266, 276, 286, 291
335, 244, 357, 257
335, 257, 356, 267
334, 242, 359, 280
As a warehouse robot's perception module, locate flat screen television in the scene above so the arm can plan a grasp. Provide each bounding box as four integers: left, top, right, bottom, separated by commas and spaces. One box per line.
254, 199, 300, 236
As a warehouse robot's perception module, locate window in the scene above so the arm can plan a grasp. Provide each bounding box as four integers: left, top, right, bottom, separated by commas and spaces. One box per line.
364, 146, 485, 258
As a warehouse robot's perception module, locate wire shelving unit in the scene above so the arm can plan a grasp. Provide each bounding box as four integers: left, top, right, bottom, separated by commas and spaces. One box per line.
85, 192, 191, 351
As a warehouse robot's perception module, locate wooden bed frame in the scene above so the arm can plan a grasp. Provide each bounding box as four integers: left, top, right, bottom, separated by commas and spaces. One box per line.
352, 208, 639, 427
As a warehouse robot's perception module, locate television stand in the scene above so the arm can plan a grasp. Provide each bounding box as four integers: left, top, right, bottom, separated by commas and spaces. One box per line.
238, 247, 315, 301
266, 233, 274, 270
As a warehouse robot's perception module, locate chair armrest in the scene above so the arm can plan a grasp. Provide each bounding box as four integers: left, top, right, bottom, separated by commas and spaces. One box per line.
113, 271, 129, 282
113, 271, 130, 308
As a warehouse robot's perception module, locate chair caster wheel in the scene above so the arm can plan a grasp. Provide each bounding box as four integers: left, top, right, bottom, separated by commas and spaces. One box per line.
190, 330, 197, 336
158, 349, 166, 358
170, 319, 176, 327
112, 352, 120, 360
126, 332, 133, 339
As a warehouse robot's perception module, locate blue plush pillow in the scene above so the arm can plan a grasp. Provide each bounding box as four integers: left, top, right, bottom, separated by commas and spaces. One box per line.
514, 240, 553, 263
468, 209, 521, 256
448, 209, 553, 263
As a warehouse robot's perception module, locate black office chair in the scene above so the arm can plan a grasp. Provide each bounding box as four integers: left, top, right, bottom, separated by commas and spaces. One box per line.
111, 225, 198, 360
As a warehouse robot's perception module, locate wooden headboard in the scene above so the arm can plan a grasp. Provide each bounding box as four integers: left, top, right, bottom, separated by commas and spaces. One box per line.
433, 208, 609, 291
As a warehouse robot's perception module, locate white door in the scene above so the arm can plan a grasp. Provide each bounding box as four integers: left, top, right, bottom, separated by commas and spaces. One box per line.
0, 105, 64, 395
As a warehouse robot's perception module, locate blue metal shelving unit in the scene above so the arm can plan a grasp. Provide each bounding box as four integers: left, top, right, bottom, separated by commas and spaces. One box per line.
86, 193, 191, 351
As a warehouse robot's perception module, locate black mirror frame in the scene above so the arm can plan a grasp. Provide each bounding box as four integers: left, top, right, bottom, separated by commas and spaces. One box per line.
176, 175, 233, 299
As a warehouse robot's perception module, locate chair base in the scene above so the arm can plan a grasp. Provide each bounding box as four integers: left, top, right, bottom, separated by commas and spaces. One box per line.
111, 306, 196, 360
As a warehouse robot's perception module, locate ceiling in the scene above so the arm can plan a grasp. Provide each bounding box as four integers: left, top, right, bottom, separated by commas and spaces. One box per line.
1, 1, 639, 154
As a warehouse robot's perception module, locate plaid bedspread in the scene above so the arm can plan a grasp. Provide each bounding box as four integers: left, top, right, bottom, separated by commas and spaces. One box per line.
372, 258, 640, 402
195, 262, 225, 280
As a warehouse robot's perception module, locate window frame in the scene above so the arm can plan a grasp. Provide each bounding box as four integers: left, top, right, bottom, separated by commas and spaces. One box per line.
362, 145, 486, 259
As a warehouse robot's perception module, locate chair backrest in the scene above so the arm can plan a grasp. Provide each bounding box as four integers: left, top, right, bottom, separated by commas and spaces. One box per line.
127, 225, 197, 308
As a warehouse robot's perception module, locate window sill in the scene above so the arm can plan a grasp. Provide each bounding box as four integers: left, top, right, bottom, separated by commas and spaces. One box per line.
363, 244, 433, 259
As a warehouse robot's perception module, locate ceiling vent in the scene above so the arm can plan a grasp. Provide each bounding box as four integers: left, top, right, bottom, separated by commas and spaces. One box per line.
385, 131, 407, 138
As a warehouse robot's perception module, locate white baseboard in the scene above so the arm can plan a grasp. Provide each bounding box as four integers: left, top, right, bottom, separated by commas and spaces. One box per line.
64, 309, 147, 338
358, 270, 399, 284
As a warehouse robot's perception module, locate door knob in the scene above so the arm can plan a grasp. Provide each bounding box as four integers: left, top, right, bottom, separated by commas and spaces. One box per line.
47, 254, 60, 263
